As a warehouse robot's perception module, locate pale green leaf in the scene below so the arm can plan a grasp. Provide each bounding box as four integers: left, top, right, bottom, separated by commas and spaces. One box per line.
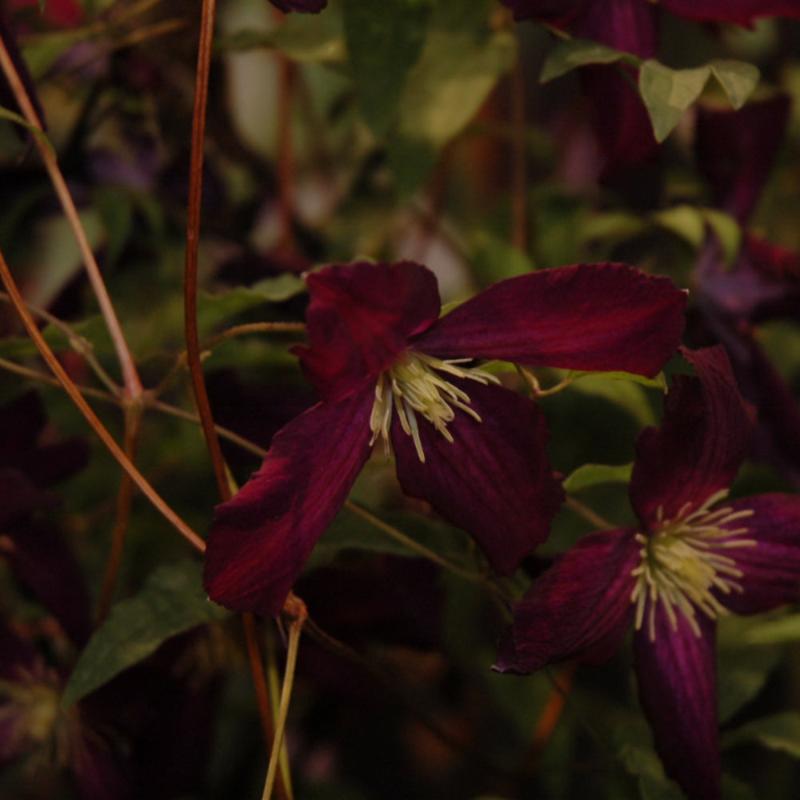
397, 30, 516, 147
470, 230, 535, 285
197, 274, 305, 332
568, 374, 658, 426
652, 205, 706, 250
702, 208, 742, 266
218, 10, 346, 63
0, 104, 54, 156
540, 38, 632, 83
62, 561, 229, 707
569, 369, 668, 391
563, 462, 633, 494
739, 613, 800, 645
639, 60, 711, 142
710, 59, 760, 110
344, 0, 431, 135
723, 713, 800, 759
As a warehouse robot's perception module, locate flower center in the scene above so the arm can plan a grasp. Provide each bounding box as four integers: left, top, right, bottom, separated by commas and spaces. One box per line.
630, 489, 756, 641
369, 350, 499, 463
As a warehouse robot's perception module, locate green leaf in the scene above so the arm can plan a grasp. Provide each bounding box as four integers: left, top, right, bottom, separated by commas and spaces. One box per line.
391, 29, 516, 190
723, 713, 800, 759
470, 230, 534, 285
738, 613, 800, 645
563, 462, 633, 494
722, 774, 758, 800
652, 205, 706, 250
639, 60, 711, 142
702, 208, 742, 266
571, 373, 656, 425
540, 38, 632, 83
710, 59, 760, 110
308, 505, 469, 571
613, 719, 685, 800
0, 104, 54, 156
344, 0, 431, 136
197, 274, 306, 333
62, 561, 229, 707
218, 10, 346, 63
717, 616, 783, 723
570, 369, 667, 391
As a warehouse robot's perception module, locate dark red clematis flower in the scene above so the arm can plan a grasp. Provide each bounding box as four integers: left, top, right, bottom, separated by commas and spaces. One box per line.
204, 260, 687, 616
268, 0, 327, 12
495, 346, 800, 800
694, 94, 800, 484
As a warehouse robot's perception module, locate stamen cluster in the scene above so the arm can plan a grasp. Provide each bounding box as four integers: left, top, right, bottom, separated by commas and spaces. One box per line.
369, 351, 499, 462
630, 489, 756, 640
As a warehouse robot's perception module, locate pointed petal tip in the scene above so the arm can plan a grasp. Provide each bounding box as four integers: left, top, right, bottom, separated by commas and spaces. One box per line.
204, 388, 375, 617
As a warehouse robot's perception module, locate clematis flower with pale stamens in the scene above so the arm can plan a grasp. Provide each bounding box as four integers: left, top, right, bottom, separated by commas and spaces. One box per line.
204, 260, 686, 616
495, 346, 800, 800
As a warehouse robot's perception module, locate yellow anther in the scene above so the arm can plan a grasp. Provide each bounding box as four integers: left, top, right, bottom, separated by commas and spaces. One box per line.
630, 489, 756, 640
369, 351, 499, 462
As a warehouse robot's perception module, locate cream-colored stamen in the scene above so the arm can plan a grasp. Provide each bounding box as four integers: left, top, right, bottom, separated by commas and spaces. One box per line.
630, 488, 756, 641
369, 351, 499, 462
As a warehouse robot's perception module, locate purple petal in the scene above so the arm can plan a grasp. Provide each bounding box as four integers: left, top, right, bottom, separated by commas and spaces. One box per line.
204, 386, 375, 616
634, 612, 719, 800
415, 263, 686, 377
663, 0, 800, 25
630, 346, 753, 528
698, 235, 800, 323
695, 96, 791, 224
718, 494, 800, 614
294, 261, 441, 401
391, 382, 564, 575
494, 529, 639, 673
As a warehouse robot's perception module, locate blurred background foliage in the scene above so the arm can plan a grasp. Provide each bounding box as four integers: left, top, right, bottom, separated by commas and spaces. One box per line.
1, 0, 800, 798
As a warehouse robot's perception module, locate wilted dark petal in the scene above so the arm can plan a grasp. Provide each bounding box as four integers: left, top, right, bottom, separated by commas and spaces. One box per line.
718, 494, 800, 614
630, 346, 753, 528
204, 386, 374, 616
695, 95, 791, 223
3, 520, 92, 646
494, 529, 639, 673
416, 263, 685, 377
392, 382, 564, 575
581, 66, 659, 173
269, 0, 327, 11
634, 612, 719, 800
0, 468, 50, 528
294, 261, 441, 401
663, 0, 800, 26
